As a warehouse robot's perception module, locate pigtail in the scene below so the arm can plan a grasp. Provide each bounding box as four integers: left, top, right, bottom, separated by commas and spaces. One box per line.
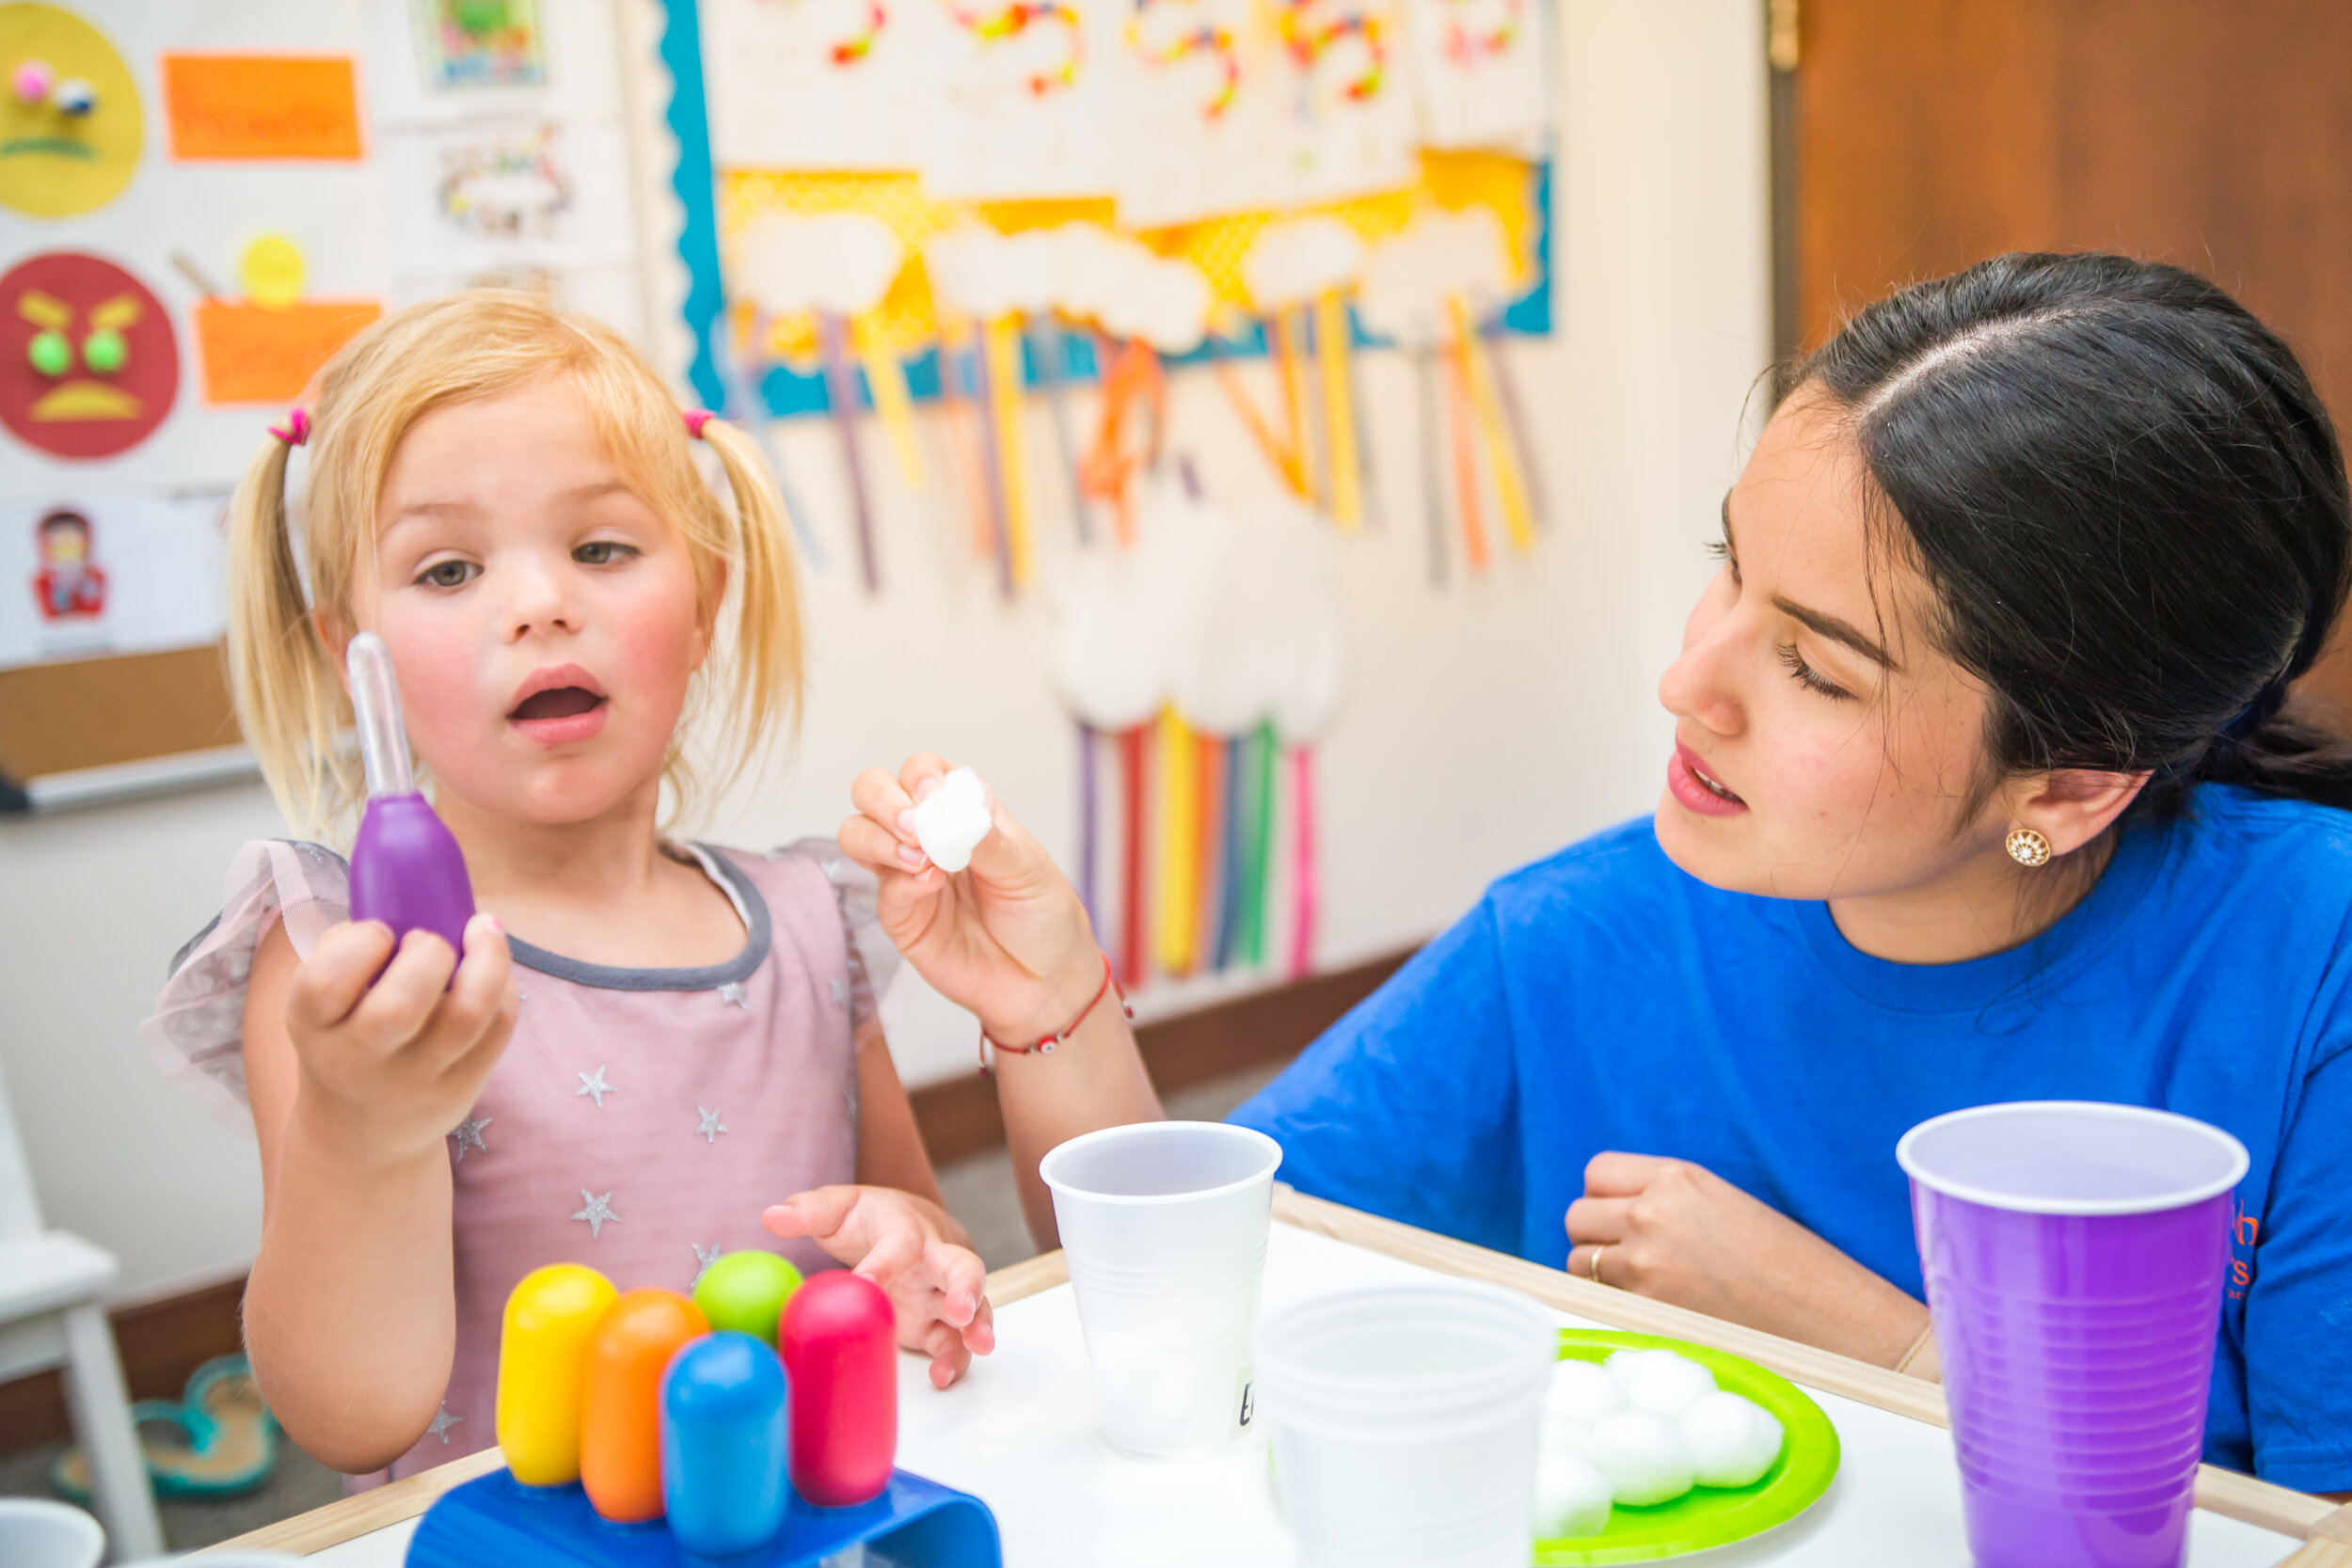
224, 427, 347, 835
691, 416, 805, 803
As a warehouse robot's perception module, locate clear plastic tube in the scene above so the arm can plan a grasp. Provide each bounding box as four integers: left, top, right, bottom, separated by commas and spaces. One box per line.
346, 631, 414, 799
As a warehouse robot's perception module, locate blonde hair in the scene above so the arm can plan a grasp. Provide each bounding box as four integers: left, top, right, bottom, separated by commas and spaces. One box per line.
225, 291, 802, 838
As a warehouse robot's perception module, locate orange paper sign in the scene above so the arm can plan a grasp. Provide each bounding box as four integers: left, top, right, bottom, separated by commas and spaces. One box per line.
195, 301, 381, 404
162, 55, 362, 160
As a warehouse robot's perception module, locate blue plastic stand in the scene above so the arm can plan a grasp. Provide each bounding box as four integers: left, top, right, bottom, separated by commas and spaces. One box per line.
405, 1468, 1000, 1568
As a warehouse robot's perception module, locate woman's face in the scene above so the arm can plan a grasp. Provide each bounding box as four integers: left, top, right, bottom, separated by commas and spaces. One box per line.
1654, 389, 2010, 901
350, 373, 709, 827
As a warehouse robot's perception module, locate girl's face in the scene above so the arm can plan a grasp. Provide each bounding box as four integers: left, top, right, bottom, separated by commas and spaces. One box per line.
1654, 389, 2010, 901
352, 373, 709, 826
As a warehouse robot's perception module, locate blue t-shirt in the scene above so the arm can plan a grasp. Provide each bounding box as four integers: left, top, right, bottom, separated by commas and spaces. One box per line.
1232, 785, 2352, 1493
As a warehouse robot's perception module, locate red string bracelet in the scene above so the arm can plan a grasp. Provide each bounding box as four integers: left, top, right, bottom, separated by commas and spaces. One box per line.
978, 952, 1131, 1074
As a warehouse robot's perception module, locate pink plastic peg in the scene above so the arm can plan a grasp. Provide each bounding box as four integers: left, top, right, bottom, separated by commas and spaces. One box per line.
779, 1271, 897, 1507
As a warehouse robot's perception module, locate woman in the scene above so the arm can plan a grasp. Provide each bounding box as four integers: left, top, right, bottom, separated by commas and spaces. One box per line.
845, 253, 2352, 1493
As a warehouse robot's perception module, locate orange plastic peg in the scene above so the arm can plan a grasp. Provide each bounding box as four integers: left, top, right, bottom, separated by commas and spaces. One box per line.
580, 1289, 708, 1523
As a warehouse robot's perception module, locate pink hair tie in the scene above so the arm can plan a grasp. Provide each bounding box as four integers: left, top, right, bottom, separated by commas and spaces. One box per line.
683, 408, 714, 439
268, 407, 310, 447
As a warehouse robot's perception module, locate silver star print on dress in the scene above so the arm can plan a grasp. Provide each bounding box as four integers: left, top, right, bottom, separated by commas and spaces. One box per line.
576, 1067, 615, 1107
696, 1106, 727, 1144
828, 976, 848, 1007
448, 1117, 490, 1161
572, 1189, 617, 1238
425, 1405, 464, 1443
691, 1242, 722, 1287
717, 980, 750, 1009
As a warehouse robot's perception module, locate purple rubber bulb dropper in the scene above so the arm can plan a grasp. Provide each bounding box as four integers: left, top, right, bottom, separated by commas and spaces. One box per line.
346, 631, 477, 963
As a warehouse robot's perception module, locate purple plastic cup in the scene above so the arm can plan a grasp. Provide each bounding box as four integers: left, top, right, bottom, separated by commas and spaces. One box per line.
1898, 1101, 2248, 1568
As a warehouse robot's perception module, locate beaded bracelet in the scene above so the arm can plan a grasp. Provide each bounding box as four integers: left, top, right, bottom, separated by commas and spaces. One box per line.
977, 952, 1131, 1074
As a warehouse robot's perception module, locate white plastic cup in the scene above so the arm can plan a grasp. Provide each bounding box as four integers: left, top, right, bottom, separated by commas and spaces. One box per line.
0, 1499, 104, 1568
1256, 1282, 1556, 1568
1040, 1119, 1282, 1460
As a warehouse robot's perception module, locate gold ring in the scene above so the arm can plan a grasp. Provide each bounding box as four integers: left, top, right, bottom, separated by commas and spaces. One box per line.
1588, 1244, 1609, 1286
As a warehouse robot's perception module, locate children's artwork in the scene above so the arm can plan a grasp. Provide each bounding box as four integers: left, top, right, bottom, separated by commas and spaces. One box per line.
731, 211, 911, 588
0, 4, 143, 218
416, 0, 549, 89
1047, 481, 1343, 981
0, 251, 178, 461
1359, 206, 1536, 570
701, 0, 933, 171
432, 119, 573, 240
0, 492, 227, 669
1404, 0, 1547, 151
1265, 0, 1418, 207
194, 300, 383, 405
914, 0, 1124, 199
159, 55, 364, 160
1111, 0, 1282, 228
1239, 216, 1369, 522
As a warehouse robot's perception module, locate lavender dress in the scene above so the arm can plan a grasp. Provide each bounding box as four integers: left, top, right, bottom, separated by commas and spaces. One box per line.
142, 837, 901, 1485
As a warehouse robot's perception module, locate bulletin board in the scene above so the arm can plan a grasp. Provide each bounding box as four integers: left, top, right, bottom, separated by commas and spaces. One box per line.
655, 0, 1555, 420
0, 0, 650, 797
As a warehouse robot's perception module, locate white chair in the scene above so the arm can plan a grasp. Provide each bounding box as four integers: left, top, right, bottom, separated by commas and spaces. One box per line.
0, 1056, 165, 1561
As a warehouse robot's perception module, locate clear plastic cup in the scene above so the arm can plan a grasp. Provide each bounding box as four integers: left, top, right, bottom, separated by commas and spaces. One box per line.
1039, 1120, 1283, 1460
1899, 1101, 2248, 1568
1255, 1282, 1556, 1568
0, 1500, 103, 1568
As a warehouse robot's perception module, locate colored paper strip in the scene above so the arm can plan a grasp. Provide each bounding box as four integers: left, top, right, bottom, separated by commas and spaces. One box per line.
162, 55, 361, 160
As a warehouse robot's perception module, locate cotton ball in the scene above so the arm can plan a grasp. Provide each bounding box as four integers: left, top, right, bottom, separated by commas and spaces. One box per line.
1677, 1390, 1785, 1489
1531, 1448, 1613, 1540
1607, 1349, 1716, 1416
1540, 1359, 1626, 1452
909, 768, 993, 873
1586, 1410, 1694, 1508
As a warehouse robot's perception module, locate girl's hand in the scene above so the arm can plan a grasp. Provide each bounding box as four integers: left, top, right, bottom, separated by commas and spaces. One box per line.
1565, 1153, 1930, 1368
840, 755, 1103, 1046
763, 1186, 995, 1388
281, 913, 518, 1164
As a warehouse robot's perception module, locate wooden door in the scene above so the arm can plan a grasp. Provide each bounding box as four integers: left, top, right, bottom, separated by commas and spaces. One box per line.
1783, 0, 2352, 720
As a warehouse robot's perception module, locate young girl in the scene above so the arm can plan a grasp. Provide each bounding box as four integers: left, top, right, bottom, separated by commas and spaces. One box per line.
143, 293, 1041, 1481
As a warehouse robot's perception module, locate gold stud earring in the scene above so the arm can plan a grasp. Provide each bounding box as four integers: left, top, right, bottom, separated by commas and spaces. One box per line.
2006, 827, 2052, 867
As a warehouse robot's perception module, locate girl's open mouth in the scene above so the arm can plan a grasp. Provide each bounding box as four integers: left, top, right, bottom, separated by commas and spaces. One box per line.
508, 687, 605, 722
506, 666, 612, 744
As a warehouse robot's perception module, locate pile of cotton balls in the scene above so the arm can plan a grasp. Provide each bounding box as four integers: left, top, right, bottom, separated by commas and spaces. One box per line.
1531, 1350, 1787, 1539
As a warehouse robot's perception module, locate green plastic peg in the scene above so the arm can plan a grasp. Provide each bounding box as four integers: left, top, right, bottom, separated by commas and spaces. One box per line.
691, 1251, 803, 1347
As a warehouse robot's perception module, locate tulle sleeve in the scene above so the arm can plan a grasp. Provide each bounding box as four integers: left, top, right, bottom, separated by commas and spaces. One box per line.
780, 837, 901, 1039
139, 840, 350, 1132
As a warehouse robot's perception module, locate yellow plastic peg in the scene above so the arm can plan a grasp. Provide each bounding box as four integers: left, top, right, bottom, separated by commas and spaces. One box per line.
496, 1263, 618, 1486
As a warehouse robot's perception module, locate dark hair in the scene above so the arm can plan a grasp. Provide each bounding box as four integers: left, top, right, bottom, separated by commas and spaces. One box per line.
37, 509, 89, 539
1801, 251, 2352, 819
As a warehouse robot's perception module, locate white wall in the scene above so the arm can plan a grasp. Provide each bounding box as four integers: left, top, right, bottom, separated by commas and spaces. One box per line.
0, 0, 1769, 1304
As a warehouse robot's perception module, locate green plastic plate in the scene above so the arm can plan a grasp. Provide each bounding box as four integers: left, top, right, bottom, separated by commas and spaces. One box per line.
1534, 1329, 1840, 1565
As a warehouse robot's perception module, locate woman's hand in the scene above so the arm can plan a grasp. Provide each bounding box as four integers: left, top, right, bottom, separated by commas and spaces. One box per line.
839, 755, 1104, 1045
1565, 1153, 1929, 1369
764, 1186, 995, 1388
282, 913, 517, 1164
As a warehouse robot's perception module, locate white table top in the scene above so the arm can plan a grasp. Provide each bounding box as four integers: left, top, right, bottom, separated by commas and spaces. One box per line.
307, 1223, 2301, 1568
